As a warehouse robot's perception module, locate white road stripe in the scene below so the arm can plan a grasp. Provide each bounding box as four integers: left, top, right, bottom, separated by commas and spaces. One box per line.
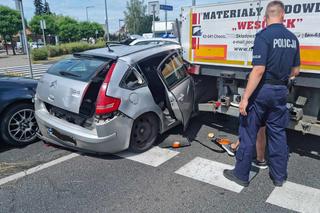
266, 181, 320, 213
0, 67, 51, 71
0, 153, 79, 186
6, 65, 50, 68
117, 146, 180, 167
0, 64, 51, 79
0, 64, 52, 70
0, 65, 50, 69
175, 157, 257, 193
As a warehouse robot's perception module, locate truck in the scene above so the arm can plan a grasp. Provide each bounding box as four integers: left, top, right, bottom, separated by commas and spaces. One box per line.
180, 0, 320, 136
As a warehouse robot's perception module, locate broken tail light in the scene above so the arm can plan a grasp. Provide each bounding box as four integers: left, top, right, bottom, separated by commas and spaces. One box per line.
96, 63, 121, 115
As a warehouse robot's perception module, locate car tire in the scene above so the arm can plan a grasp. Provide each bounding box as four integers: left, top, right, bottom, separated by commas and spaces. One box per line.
0, 103, 38, 147
129, 113, 159, 153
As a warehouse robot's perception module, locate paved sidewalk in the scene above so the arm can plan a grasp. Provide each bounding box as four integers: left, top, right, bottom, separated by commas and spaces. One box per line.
0, 53, 29, 68
0, 52, 66, 68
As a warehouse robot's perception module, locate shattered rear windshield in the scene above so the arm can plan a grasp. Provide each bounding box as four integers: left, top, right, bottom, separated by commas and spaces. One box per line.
47, 57, 107, 82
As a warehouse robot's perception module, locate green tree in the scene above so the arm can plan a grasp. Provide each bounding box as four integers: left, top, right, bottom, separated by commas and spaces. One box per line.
124, 0, 156, 35
79, 22, 104, 41
56, 16, 80, 42
34, 0, 44, 15
139, 15, 157, 34
92, 22, 105, 38
79, 22, 94, 42
0, 5, 22, 55
43, 1, 51, 14
29, 14, 57, 36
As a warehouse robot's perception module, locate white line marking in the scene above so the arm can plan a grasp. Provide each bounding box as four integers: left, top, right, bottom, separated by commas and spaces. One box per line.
266, 181, 320, 213
0, 66, 50, 70
0, 64, 51, 70
0, 153, 79, 186
175, 157, 257, 193
117, 146, 179, 167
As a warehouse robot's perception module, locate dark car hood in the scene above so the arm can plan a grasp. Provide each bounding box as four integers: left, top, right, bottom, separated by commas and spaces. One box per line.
0, 76, 38, 88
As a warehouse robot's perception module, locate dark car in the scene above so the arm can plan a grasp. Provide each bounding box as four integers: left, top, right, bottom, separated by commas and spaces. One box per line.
0, 76, 38, 146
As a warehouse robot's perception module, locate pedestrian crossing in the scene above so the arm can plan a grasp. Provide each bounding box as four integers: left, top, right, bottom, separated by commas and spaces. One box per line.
175, 157, 257, 193
267, 181, 320, 213
120, 146, 320, 213
0, 64, 52, 80
117, 146, 180, 167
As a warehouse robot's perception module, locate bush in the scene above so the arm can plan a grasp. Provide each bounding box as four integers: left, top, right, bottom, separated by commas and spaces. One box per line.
47, 45, 63, 57
32, 41, 106, 61
32, 48, 48, 61
63, 42, 90, 53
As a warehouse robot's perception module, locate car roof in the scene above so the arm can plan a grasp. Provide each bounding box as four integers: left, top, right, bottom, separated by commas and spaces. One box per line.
133, 38, 177, 42
130, 38, 178, 45
75, 44, 181, 63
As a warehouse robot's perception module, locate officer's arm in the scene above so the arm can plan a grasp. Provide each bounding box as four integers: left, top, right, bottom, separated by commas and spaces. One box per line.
242, 66, 266, 101
290, 66, 300, 77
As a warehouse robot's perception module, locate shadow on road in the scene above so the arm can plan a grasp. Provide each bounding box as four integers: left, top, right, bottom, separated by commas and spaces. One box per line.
0, 143, 26, 154
158, 112, 320, 161
287, 130, 320, 160
0, 139, 41, 154
157, 112, 238, 152
0, 144, 12, 153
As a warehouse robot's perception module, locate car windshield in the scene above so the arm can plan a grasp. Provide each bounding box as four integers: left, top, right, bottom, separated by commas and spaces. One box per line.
47, 57, 107, 82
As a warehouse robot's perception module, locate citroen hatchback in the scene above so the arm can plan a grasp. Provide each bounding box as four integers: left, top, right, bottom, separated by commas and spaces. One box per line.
35, 44, 195, 154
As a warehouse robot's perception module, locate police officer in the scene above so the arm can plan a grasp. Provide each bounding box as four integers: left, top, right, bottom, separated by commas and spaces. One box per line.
223, 0, 300, 187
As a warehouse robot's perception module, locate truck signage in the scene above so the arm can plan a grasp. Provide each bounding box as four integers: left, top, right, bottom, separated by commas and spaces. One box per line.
181, 0, 320, 73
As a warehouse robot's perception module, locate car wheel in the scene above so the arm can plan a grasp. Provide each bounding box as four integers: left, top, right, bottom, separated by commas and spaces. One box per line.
0, 103, 38, 146
129, 113, 159, 153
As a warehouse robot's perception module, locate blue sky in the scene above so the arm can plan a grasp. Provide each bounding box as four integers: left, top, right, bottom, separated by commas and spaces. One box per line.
1, 0, 228, 32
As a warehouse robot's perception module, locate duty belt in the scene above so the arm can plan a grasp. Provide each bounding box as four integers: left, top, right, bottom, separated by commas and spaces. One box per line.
263, 79, 288, 86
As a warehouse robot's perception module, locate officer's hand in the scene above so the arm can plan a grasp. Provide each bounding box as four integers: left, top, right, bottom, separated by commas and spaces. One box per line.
239, 99, 248, 116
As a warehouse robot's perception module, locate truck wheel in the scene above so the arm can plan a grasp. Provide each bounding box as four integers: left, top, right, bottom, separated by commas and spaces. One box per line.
0, 103, 38, 146
129, 113, 159, 153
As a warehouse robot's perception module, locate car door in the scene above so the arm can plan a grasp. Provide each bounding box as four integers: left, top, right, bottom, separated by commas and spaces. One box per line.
157, 51, 195, 130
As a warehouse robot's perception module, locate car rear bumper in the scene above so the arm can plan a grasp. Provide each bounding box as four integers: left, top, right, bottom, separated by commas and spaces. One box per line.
35, 99, 134, 154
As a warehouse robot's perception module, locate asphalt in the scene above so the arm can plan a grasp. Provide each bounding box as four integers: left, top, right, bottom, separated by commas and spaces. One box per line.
0, 140, 71, 179
0, 112, 319, 213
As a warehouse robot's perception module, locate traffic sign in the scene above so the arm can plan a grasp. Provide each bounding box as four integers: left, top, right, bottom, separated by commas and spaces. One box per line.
148, 1, 160, 16
160, 4, 173, 11
40, 19, 46, 30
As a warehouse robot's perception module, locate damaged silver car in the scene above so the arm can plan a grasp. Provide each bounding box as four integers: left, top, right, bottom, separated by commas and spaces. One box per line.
35, 44, 195, 154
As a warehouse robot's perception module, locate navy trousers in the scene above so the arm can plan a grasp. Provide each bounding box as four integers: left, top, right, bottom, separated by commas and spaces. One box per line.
234, 84, 289, 182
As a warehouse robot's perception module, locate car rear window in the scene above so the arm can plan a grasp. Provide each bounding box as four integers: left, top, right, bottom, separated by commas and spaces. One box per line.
47, 57, 107, 82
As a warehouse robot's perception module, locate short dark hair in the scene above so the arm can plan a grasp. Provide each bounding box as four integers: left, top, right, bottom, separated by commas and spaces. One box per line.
265, 1, 285, 19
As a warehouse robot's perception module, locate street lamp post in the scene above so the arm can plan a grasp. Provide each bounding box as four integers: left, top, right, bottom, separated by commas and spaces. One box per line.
86, 6, 94, 22
40, 19, 47, 46
15, 0, 33, 79
165, 0, 167, 35
104, 0, 110, 42
152, 5, 156, 38
118, 19, 124, 41
14, 0, 25, 54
